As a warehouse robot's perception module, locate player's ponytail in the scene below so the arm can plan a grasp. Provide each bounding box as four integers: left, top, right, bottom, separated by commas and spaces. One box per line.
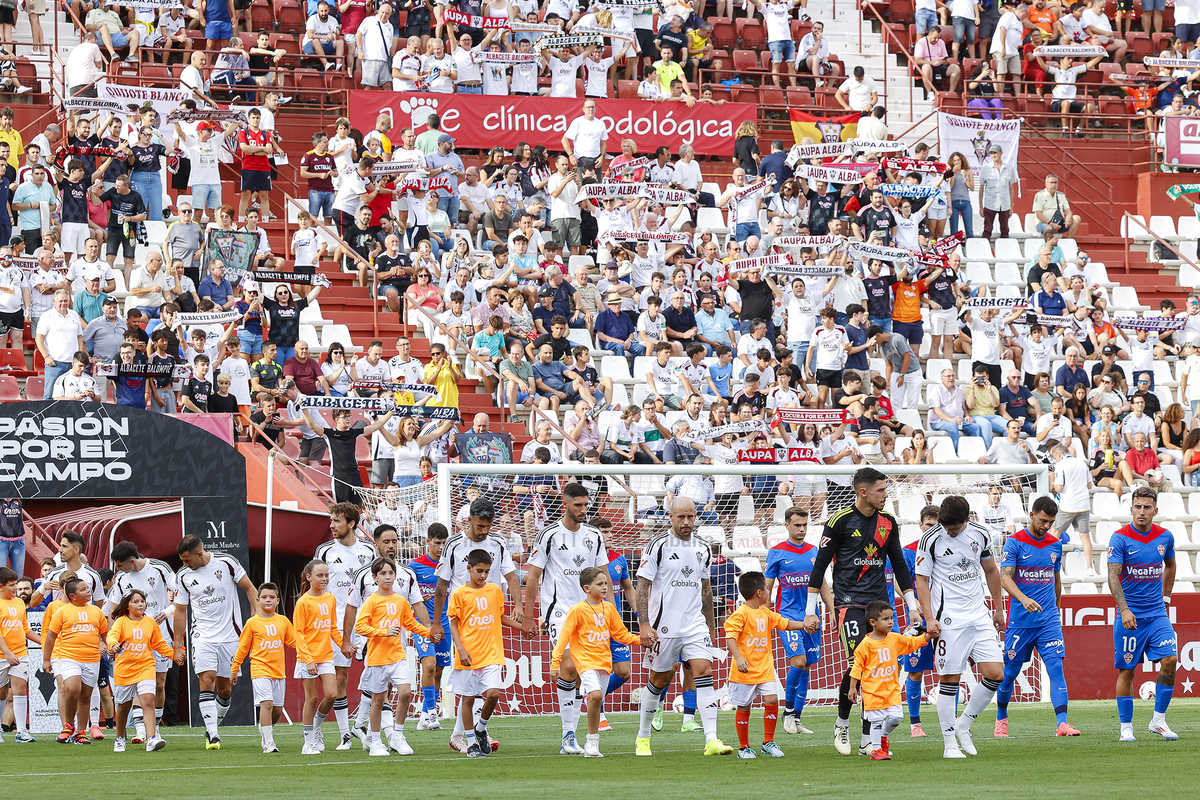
299, 559, 325, 597
111, 589, 147, 620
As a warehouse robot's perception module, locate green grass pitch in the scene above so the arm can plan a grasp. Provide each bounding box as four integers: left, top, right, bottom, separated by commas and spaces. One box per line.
2, 700, 1194, 799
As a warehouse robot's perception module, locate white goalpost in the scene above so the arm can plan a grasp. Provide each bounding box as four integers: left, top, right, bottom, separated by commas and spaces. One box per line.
361, 461, 1054, 717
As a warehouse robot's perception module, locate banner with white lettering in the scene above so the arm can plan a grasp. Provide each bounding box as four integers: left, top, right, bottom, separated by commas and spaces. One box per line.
881, 157, 947, 174
582, 182, 649, 200
726, 254, 792, 273
294, 396, 461, 419
350, 92, 755, 157
442, 7, 511, 27
932, 231, 966, 254
95, 362, 192, 379
772, 408, 850, 426
795, 164, 865, 185
611, 156, 653, 177
371, 159, 425, 177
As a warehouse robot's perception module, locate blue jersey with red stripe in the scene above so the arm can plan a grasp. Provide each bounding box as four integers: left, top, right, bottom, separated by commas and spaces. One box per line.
1108, 523, 1174, 619
1001, 528, 1061, 629
409, 554, 448, 627
765, 540, 817, 618
607, 549, 630, 606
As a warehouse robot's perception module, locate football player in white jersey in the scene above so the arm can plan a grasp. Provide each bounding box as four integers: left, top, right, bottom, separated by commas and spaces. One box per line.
31, 530, 104, 607
915, 495, 1006, 760
522, 483, 606, 755
431, 498, 523, 753
172, 535, 259, 750
314, 502, 376, 750
634, 497, 734, 757
344, 522, 431, 752
108, 541, 177, 743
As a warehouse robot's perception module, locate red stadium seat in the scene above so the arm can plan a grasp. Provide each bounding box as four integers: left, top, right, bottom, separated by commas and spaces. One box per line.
0, 348, 32, 378
731, 85, 757, 104
786, 86, 812, 107
889, 0, 915, 24
759, 85, 786, 106
711, 20, 736, 49
0, 374, 20, 402
24, 377, 43, 400
294, 69, 325, 104
250, 2, 274, 32
790, 19, 812, 40
141, 62, 173, 87
1127, 32, 1152, 61
326, 71, 354, 96
276, 2, 305, 35
271, 32, 300, 57
735, 18, 765, 49
732, 49, 759, 75
617, 79, 639, 99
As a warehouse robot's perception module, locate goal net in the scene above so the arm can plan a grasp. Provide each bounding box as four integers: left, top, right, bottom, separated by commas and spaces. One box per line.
354, 462, 1051, 718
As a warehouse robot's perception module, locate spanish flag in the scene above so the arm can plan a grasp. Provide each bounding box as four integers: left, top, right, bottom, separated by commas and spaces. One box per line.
789, 109, 861, 144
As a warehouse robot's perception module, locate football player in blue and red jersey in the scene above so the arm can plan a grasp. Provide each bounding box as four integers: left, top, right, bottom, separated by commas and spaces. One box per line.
764, 508, 833, 735
409, 524, 451, 731
1108, 487, 1179, 742
995, 495, 1080, 737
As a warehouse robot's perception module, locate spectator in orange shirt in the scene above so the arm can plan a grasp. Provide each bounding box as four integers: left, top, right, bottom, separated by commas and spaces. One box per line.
1026, 0, 1060, 40
891, 263, 944, 349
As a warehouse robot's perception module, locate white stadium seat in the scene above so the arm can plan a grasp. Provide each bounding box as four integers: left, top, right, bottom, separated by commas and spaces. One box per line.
965, 238, 993, 262
993, 238, 1023, 261
1149, 215, 1178, 240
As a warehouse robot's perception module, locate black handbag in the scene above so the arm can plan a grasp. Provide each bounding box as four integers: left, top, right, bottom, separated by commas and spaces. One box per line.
1049, 195, 1066, 229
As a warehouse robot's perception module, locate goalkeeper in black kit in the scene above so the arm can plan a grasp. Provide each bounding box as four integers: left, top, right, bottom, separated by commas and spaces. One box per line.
801, 467, 922, 756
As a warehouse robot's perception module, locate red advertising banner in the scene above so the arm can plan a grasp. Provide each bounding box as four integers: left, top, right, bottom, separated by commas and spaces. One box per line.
1060, 593, 1199, 700
349, 91, 756, 157
1164, 116, 1200, 168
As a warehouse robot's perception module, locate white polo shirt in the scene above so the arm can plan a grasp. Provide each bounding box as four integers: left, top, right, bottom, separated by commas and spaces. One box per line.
36, 307, 85, 361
